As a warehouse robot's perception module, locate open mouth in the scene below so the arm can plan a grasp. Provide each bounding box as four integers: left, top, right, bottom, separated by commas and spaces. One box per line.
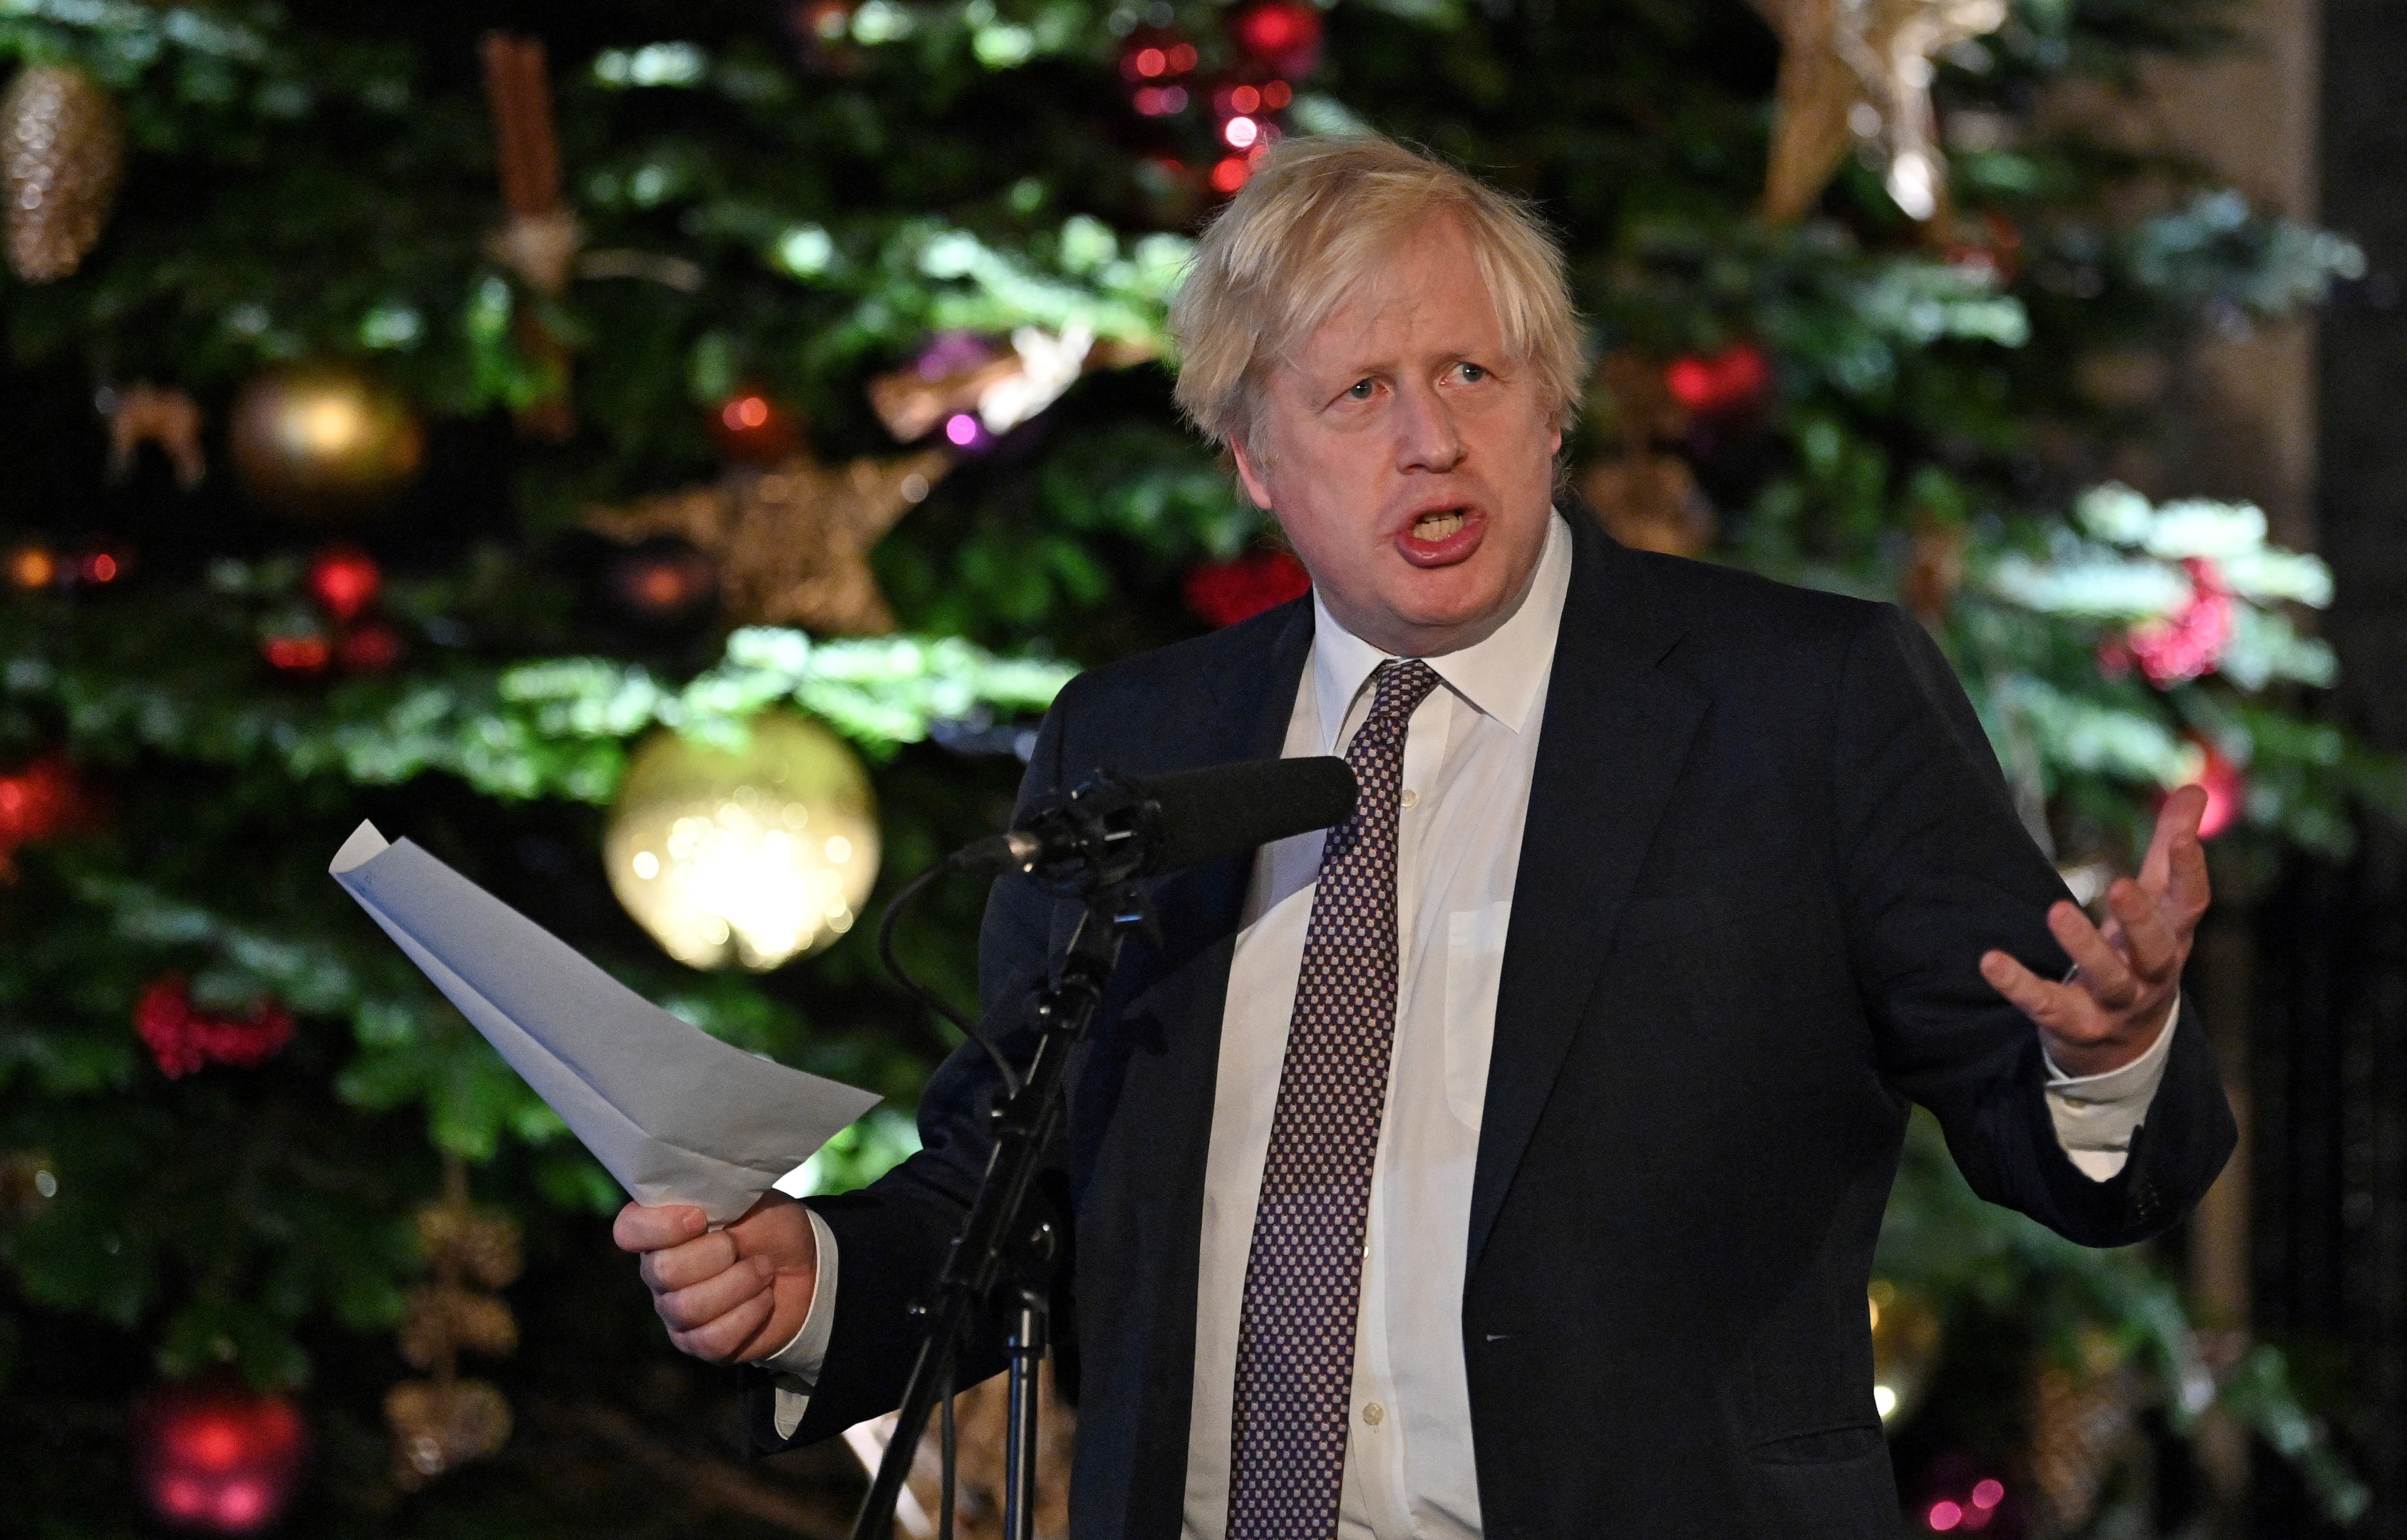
1396, 505, 1484, 566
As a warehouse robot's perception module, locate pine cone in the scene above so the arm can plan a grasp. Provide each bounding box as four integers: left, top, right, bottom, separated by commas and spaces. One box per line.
415, 1199, 523, 1289
384, 1377, 513, 1486
2, 64, 125, 282
398, 1284, 519, 1369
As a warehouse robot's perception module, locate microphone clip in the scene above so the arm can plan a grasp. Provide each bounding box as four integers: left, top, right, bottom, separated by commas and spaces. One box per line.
1008, 768, 1163, 897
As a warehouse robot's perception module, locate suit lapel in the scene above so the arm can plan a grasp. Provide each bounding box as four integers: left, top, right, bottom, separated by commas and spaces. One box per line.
1466, 523, 1706, 1272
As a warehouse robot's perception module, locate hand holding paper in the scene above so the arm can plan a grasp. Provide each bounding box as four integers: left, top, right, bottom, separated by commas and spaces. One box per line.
330, 821, 880, 1224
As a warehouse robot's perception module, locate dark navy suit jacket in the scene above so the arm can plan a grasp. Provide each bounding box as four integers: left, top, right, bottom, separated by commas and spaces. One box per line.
746, 516, 2236, 1538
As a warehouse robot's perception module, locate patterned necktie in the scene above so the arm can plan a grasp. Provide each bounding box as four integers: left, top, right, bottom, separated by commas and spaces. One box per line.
1227, 657, 1443, 1540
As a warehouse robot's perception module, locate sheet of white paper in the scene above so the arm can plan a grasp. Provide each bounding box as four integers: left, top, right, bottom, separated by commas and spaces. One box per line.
330, 821, 881, 1223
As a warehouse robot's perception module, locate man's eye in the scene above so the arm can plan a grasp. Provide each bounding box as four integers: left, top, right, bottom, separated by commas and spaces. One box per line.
1346, 379, 1376, 400
1456, 363, 1488, 383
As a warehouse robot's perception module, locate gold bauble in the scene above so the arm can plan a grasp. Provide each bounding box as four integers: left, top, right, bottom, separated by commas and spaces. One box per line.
3, 64, 124, 283
606, 710, 880, 971
1869, 1278, 1943, 1427
229, 362, 426, 521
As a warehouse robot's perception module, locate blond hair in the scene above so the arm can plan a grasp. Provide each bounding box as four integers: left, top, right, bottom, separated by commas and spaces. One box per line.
1168, 134, 1584, 453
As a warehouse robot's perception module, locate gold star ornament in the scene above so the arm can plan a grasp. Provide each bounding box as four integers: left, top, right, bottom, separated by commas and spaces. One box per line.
585, 447, 952, 634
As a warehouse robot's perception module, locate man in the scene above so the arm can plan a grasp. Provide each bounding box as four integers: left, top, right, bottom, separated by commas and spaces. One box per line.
616, 136, 2233, 1538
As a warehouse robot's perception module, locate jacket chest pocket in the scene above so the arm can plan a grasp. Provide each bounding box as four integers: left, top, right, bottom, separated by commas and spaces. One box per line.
1441, 901, 1511, 1129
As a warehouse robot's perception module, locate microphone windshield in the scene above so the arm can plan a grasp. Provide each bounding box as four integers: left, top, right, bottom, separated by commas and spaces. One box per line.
1133, 757, 1358, 876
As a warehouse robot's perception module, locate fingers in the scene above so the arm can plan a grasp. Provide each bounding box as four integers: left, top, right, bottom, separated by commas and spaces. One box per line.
613, 1202, 709, 1254
2144, 784, 2214, 921
2045, 902, 2141, 1008
655, 1253, 775, 1334
638, 1229, 739, 1294
2104, 878, 2178, 981
1979, 948, 2091, 1037
667, 1280, 778, 1364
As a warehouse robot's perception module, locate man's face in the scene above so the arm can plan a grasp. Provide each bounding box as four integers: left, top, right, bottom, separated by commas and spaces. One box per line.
1229, 214, 1563, 658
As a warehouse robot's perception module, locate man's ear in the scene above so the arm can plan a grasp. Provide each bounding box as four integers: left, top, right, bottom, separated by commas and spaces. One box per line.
1227, 433, 1277, 512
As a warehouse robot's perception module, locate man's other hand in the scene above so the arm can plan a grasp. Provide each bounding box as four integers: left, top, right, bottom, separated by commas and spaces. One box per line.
1980, 783, 2212, 1078
613, 1193, 818, 1364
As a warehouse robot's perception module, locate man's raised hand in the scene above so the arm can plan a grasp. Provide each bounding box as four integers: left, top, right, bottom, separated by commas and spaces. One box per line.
614, 1192, 818, 1364
1979, 783, 2212, 1078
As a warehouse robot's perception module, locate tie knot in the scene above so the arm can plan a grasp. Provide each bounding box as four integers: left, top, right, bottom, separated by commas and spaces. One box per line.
1368, 658, 1442, 724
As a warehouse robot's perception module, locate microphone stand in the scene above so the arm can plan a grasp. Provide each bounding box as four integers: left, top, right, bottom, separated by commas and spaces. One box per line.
850, 872, 1154, 1540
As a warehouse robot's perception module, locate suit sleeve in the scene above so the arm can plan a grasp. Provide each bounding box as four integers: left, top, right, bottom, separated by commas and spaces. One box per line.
1832, 604, 2235, 1248
738, 681, 1084, 1452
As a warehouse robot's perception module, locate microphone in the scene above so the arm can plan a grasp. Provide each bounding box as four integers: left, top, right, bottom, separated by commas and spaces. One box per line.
950, 757, 1358, 891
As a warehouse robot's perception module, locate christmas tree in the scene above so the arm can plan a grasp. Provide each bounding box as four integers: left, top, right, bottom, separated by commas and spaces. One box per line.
0, 0, 2391, 1533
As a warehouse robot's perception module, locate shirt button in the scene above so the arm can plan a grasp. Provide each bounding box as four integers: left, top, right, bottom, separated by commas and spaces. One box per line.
1399, 788, 1419, 809
1362, 1403, 1385, 1426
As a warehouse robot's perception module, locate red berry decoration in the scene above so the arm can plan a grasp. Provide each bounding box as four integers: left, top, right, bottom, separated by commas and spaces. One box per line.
708, 388, 803, 464
307, 545, 382, 622
2117, 557, 2234, 687
135, 978, 296, 1078
1183, 548, 1312, 628
133, 1378, 308, 1534
260, 633, 332, 675
1663, 343, 1772, 416
1229, 0, 1323, 79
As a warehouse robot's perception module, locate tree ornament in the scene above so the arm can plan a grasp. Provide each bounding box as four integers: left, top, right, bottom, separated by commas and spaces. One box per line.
1752, 0, 2006, 223
105, 383, 207, 489
229, 362, 425, 522
2, 64, 125, 283
306, 546, 382, 622
1663, 343, 1772, 417
585, 447, 951, 634
1120, 26, 1199, 116
2184, 737, 2245, 840
1868, 1278, 1941, 1426
6, 542, 57, 589
1579, 350, 1717, 557
0, 752, 94, 878
389, 1161, 520, 1487
606, 710, 880, 970
132, 1378, 308, 1535
134, 979, 296, 1079
709, 388, 805, 464
869, 324, 1148, 447
1579, 454, 1718, 557
2025, 1351, 2145, 1533
2107, 557, 2234, 687
604, 537, 720, 629
260, 631, 333, 676
1229, 0, 1323, 79
1184, 549, 1312, 628
481, 32, 579, 439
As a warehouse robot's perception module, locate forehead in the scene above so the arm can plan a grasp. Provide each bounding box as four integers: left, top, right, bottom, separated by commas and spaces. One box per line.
1284, 214, 1505, 375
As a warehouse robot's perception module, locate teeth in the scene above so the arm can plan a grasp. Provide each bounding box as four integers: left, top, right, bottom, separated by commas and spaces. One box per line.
1412, 511, 1465, 541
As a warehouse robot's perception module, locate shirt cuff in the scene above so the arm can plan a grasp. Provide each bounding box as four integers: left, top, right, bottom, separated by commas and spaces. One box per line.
759, 1206, 838, 1441
2042, 994, 2179, 1182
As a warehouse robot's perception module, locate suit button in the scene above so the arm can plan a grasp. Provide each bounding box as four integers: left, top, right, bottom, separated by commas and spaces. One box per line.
1400, 788, 1418, 809
1362, 1403, 1385, 1426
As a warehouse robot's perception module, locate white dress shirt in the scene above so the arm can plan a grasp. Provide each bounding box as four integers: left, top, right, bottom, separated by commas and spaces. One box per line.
765, 514, 2178, 1520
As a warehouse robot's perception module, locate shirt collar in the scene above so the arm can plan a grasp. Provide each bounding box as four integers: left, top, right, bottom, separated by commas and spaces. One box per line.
1308, 511, 1571, 750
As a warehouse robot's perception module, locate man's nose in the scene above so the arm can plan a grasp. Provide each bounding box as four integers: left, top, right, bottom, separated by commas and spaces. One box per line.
1393, 380, 1465, 473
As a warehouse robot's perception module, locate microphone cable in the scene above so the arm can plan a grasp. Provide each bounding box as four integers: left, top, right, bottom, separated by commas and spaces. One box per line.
877, 850, 1024, 1099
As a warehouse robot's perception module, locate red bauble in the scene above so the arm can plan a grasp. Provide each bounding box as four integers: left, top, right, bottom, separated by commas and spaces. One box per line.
1663, 343, 1772, 416
0, 752, 90, 876
136, 978, 296, 1079
2187, 739, 2246, 840
1183, 549, 1312, 628
307, 546, 382, 623
708, 389, 803, 464
1229, 0, 1323, 79
134, 1379, 308, 1534
261, 633, 332, 675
